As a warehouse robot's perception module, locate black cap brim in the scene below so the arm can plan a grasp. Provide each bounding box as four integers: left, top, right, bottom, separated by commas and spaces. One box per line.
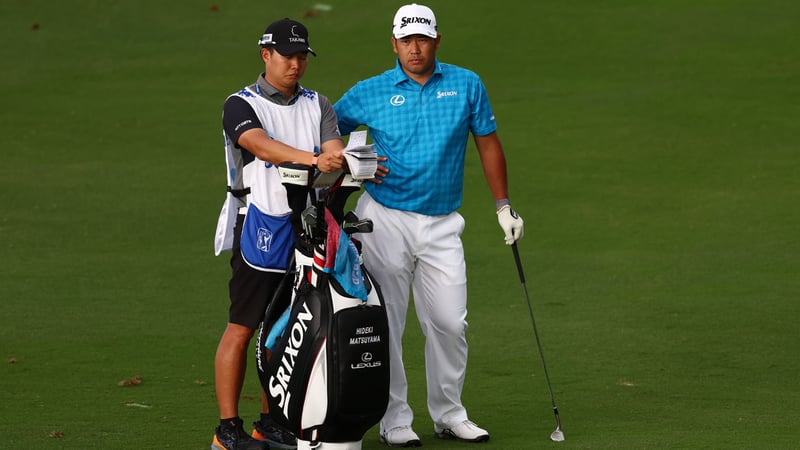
273, 43, 317, 57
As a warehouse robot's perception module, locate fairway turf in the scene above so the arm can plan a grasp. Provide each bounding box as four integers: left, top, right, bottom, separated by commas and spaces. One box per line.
2, 0, 799, 448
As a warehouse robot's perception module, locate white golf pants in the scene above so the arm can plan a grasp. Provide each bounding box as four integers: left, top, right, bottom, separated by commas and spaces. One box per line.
355, 193, 470, 431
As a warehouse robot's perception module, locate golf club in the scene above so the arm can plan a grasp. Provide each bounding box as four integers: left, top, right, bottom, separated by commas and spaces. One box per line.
343, 218, 373, 236
301, 205, 317, 239
511, 242, 565, 442
343, 210, 359, 224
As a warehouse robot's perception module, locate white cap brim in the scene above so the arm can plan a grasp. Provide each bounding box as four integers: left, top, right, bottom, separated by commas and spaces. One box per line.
393, 25, 438, 39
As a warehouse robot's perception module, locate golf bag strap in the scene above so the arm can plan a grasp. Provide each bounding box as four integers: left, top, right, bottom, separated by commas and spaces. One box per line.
227, 186, 251, 198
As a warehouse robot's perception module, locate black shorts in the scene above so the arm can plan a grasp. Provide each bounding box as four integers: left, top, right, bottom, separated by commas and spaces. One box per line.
228, 214, 291, 329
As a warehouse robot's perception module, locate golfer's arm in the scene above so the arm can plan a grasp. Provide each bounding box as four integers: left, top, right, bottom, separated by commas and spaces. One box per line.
474, 132, 510, 205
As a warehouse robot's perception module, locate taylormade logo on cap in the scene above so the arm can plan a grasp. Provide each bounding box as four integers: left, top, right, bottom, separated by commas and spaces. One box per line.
393, 3, 438, 39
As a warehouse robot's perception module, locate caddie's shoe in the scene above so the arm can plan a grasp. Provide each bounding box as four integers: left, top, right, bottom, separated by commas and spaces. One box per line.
253, 419, 297, 449
379, 425, 422, 447
211, 418, 268, 450
434, 420, 490, 443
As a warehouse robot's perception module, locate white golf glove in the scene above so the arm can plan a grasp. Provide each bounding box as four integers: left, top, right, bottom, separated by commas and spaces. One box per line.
497, 205, 524, 245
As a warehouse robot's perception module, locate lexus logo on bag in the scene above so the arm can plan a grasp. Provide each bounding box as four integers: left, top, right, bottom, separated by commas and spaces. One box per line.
352, 352, 381, 370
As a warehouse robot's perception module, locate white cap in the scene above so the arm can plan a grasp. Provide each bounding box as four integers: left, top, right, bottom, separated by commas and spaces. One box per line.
392, 4, 438, 39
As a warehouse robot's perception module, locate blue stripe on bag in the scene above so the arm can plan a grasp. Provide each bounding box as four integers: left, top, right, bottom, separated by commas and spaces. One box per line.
265, 306, 292, 350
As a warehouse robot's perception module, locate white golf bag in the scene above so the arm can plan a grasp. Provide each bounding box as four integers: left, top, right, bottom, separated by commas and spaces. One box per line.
256, 163, 390, 449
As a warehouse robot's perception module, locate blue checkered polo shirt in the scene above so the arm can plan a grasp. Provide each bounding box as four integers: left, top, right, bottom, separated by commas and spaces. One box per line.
334, 60, 497, 215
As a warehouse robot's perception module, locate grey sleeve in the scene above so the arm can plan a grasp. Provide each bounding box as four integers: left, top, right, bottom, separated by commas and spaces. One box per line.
318, 94, 343, 145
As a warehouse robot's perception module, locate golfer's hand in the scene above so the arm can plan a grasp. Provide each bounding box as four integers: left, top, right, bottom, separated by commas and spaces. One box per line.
497, 205, 524, 245
368, 156, 389, 184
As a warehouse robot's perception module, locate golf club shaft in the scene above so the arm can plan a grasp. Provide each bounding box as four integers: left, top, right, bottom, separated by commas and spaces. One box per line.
511, 243, 563, 431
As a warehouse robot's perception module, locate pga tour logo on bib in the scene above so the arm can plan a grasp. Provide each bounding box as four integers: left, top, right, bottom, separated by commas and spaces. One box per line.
257, 227, 274, 252
241, 203, 294, 272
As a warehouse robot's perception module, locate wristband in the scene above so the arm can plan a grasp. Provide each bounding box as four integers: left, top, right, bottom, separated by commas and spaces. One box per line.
311, 154, 319, 167
495, 198, 510, 209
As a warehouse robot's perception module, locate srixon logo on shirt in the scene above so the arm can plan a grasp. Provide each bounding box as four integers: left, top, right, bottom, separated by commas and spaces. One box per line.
268, 301, 314, 418
400, 16, 432, 28
436, 90, 458, 99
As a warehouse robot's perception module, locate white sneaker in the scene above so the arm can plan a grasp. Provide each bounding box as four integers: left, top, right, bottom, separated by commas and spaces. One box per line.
434, 420, 489, 443
379, 425, 422, 447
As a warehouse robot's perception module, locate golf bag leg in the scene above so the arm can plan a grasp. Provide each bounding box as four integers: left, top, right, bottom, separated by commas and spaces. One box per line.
297, 440, 362, 450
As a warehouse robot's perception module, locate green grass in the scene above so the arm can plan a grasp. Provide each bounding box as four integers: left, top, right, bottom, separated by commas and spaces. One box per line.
2, 0, 799, 448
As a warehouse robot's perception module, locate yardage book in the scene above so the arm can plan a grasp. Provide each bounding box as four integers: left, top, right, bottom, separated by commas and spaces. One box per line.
314, 130, 377, 187
342, 130, 377, 179
343, 144, 378, 179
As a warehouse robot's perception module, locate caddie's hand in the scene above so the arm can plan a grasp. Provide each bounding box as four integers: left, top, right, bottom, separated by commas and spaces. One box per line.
317, 150, 345, 173
497, 205, 524, 245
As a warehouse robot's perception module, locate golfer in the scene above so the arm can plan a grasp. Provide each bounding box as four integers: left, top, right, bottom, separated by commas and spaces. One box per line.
334, 3, 524, 447
212, 18, 345, 450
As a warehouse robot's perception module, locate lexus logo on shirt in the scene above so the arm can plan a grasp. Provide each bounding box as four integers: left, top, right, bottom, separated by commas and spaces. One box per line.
390, 95, 405, 106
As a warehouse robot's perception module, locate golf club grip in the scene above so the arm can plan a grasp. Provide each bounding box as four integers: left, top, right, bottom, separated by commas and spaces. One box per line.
511, 243, 526, 284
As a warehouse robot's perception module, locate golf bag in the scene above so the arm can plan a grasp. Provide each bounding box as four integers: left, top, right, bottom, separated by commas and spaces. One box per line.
256, 163, 390, 449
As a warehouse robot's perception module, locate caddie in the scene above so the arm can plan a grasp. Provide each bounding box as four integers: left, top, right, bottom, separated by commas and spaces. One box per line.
211, 17, 345, 450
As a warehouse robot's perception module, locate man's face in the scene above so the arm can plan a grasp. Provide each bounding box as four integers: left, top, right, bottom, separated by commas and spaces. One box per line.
263, 48, 309, 92
392, 34, 440, 80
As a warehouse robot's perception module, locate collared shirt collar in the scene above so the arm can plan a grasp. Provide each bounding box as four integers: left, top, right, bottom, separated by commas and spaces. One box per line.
255, 73, 302, 105
391, 58, 443, 86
